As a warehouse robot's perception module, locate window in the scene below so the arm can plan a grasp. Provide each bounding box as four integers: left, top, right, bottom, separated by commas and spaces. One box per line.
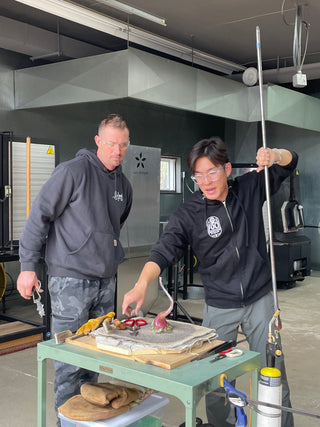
160, 156, 181, 193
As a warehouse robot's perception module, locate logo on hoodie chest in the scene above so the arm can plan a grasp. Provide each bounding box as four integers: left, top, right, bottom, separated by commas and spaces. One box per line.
113, 191, 123, 202
206, 216, 222, 238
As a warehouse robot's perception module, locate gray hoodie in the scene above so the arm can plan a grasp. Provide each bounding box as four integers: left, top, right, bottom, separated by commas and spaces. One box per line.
19, 149, 132, 279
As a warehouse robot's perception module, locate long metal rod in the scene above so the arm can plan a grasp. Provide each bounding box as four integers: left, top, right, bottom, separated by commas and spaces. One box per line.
256, 27, 280, 322
213, 391, 320, 419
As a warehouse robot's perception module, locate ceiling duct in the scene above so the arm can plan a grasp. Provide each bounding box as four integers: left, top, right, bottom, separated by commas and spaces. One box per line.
13, 47, 320, 133
263, 62, 320, 84
14, 0, 245, 74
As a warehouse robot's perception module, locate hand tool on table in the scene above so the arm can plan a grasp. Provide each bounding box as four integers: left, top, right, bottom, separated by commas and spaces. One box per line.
191, 339, 236, 361
32, 280, 45, 318
209, 348, 243, 363
123, 318, 147, 336
54, 330, 85, 344
55, 312, 115, 343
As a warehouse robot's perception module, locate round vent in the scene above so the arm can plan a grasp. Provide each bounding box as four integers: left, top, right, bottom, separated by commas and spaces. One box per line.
242, 67, 258, 86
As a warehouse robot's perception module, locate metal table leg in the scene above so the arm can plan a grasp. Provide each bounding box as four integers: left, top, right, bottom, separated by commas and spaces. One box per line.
37, 353, 47, 427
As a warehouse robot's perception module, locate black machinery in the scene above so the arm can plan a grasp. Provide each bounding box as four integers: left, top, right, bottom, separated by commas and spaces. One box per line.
271, 168, 311, 288
231, 164, 311, 289
0, 131, 53, 343
0, 131, 15, 253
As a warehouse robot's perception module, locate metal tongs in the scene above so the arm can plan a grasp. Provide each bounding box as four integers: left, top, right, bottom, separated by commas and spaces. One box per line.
32, 281, 45, 318
123, 318, 147, 336
191, 340, 236, 362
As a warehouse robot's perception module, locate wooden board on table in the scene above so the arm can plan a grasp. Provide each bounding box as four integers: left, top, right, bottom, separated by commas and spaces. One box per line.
65, 334, 224, 369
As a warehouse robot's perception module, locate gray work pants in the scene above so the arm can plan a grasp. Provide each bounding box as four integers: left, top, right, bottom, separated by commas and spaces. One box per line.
48, 276, 115, 426
203, 292, 294, 427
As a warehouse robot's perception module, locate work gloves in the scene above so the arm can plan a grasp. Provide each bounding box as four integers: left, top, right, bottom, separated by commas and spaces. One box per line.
76, 312, 115, 335
58, 382, 143, 421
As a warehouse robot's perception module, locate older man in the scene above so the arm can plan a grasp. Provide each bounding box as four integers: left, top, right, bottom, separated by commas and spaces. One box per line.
17, 113, 132, 425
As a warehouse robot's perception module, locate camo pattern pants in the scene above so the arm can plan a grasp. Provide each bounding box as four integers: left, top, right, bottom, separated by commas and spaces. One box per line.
48, 276, 115, 426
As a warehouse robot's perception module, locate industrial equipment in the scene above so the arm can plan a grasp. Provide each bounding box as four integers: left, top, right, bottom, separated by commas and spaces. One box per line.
120, 144, 160, 252
271, 169, 311, 288
230, 164, 311, 289
0, 132, 56, 251
0, 131, 55, 346
117, 144, 161, 316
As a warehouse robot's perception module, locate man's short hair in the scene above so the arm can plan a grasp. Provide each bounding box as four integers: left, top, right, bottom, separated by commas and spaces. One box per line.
187, 136, 229, 174
98, 114, 128, 135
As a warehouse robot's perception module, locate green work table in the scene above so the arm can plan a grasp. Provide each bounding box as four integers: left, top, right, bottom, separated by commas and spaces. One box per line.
37, 339, 261, 427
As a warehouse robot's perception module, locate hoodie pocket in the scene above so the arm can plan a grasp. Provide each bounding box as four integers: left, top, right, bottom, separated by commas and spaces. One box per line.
66, 231, 124, 277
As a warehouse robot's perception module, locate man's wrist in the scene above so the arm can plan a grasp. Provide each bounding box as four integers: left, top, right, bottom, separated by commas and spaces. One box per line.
273, 148, 282, 164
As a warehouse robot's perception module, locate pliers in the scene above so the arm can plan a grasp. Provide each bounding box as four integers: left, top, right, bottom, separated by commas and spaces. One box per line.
123, 318, 147, 336
210, 348, 243, 363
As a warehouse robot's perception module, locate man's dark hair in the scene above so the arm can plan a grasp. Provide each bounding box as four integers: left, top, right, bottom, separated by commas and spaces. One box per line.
187, 136, 229, 174
98, 114, 128, 134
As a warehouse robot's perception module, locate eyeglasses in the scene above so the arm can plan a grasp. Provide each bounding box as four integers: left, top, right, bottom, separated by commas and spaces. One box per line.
191, 165, 225, 184
101, 139, 130, 150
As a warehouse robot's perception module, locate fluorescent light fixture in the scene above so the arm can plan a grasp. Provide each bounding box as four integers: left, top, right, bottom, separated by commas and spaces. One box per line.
95, 0, 166, 26
14, 0, 245, 74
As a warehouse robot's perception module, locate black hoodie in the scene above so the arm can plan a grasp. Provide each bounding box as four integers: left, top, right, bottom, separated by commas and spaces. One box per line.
19, 149, 132, 279
149, 152, 298, 308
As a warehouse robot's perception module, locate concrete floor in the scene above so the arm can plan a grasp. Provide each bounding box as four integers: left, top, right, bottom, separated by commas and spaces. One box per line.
0, 256, 319, 427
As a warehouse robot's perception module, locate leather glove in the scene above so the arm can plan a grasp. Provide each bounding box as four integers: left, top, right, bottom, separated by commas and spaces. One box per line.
81, 382, 142, 408
58, 395, 129, 421
76, 312, 115, 335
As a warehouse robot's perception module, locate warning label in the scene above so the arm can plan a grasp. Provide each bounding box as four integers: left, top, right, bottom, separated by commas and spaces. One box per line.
47, 146, 55, 155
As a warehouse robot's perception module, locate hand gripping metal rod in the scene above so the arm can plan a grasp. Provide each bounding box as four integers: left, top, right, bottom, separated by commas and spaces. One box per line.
256, 26, 281, 329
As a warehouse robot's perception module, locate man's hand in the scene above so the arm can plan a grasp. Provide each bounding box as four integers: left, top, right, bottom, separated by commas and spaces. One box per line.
256, 147, 276, 172
122, 261, 161, 316
256, 147, 292, 172
122, 282, 148, 317
17, 271, 42, 300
